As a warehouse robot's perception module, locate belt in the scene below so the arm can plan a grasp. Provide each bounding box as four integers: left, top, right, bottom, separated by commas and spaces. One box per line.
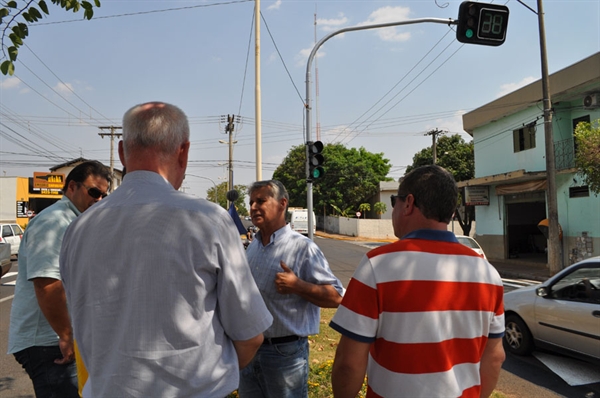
262, 335, 302, 345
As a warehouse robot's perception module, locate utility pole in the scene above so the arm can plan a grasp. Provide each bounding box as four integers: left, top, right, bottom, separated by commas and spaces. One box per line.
425, 128, 445, 164
255, 0, 262, 181
220, 115, 238, 207
536, 0, 560, 275
98, 126, 122, 191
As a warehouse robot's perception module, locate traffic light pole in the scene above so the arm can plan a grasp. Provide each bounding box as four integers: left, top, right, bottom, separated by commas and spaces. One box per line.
304, 17, 458, 240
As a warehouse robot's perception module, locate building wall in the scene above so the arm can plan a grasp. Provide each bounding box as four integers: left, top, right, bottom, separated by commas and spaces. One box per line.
0, 177, 17, 222
471, 98, 600, 263
473, 106, 548, 178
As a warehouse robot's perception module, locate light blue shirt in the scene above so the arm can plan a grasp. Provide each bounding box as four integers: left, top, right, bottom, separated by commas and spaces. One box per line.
246, 224, 344, 338
8, 196, 80, 354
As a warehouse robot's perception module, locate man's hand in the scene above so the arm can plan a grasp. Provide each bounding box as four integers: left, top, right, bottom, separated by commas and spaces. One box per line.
275, 261, 342, 307
55, 336, 75, 365
275, 261, 298, 294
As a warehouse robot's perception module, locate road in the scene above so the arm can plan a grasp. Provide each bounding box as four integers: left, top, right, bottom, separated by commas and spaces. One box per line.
1, 237, 599, 398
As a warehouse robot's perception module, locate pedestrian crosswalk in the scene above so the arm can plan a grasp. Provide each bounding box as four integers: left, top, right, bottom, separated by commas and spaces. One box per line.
2, 271, 17, 286
502, 277, 541, 289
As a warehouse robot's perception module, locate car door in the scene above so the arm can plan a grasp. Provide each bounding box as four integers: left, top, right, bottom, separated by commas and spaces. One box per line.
1, 225, 19, 255
533, 262, 600, 359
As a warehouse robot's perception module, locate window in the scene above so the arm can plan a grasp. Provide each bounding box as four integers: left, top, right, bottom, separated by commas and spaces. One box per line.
513, 126, 536, 152
569, 186, 589, 198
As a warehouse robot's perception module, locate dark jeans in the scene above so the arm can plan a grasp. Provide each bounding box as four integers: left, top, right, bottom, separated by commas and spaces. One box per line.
13, 346, 78, 398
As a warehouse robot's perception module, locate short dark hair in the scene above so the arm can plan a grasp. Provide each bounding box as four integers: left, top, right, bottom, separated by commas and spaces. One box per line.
62, 160, 112, 192
398, 165, 458, 223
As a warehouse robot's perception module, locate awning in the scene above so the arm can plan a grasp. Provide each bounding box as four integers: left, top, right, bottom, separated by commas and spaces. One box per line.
457, 169, 547, 188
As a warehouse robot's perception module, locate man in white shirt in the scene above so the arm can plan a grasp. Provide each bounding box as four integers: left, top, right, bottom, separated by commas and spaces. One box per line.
60, 102, 272, 397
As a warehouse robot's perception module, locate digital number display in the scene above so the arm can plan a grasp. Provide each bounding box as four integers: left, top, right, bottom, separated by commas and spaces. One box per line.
477, 8, 508, 41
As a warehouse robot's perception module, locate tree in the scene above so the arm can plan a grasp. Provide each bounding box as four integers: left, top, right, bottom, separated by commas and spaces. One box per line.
406, 134, 475, 235
574, 120, 600, 195
207, 182, 249, 215
1, 0, 101, 76
272, 143, 392, 215
358, 203, 370, 218
373, 201, 387, 216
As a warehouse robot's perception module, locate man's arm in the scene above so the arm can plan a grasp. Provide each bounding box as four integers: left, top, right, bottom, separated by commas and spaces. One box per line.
332, 335, 370, 397
479, 337, 505, 398
276, 261, 342, 308
33, 277, 74, 364
233, 333, 264, 369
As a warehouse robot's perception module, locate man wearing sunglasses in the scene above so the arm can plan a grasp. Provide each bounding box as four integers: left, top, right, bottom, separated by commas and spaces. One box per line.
8, 160, 111, 398
330, 165, 505, 398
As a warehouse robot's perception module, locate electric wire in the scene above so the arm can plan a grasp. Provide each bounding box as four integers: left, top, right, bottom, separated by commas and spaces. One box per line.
260, 11, 305, 107
33, 0, 254, 26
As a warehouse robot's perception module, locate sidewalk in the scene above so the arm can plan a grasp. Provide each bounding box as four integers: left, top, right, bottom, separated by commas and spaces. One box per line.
315, 231, 552, 282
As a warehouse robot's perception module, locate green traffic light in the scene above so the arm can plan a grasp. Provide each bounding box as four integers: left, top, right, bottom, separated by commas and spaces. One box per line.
466, 29, 474, 38
312, 167, 324, 179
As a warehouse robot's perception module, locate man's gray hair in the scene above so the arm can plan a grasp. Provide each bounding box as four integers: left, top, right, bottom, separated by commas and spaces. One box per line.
248, 180, 289, 203
122, 102, 189, 157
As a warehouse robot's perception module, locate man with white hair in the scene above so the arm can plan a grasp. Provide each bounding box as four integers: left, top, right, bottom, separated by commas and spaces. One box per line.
60, 102, 272, 397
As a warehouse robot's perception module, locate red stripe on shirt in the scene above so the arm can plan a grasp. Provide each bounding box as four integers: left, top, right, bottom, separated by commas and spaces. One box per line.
340, 278, 380, 319
378, 280, 504, 314
370, 336, 488, 374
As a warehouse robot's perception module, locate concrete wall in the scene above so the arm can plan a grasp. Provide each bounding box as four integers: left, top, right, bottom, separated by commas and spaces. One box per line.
321, 216, 475, 240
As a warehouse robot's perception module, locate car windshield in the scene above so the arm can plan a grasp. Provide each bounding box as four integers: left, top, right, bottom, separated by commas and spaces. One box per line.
457, 237, 480, 249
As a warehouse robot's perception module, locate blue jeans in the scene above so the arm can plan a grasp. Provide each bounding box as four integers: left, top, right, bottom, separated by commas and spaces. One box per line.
13, 346, 78, 398
239, 337, 309, 398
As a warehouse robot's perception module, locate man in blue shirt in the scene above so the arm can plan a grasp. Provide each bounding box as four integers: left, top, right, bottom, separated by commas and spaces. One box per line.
8, 160, 111, 398
240, 180, 344, 398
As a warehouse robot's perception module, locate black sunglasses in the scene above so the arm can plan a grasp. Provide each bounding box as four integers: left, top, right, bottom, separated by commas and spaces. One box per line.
83, 185, 108, 199
391, 194, 408, 207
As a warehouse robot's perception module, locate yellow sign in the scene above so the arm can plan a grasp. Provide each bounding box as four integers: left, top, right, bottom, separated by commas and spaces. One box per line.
33, 172, 65, 189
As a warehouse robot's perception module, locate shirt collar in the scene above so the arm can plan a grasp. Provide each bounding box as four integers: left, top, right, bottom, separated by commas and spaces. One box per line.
60, 195, 82, 217
401, 229, 458, 243
255, 224, 290, 247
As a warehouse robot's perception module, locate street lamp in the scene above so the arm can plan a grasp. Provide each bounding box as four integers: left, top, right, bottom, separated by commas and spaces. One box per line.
184, 174, 217, 203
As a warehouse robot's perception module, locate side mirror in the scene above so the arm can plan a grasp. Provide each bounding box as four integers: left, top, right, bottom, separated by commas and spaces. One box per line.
536, 286, 549, 297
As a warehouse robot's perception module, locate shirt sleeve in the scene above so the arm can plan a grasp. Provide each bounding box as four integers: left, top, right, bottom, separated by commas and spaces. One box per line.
299, 240, 344, 296
26, 213, 71, 281
329, 254, 378, 343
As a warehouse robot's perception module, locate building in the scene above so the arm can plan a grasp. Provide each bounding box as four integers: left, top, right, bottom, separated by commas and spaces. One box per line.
460, 52, 600, 265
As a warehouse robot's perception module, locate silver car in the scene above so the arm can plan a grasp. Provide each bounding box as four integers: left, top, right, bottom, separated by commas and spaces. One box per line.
455, 235, 486, 259
503, 256, 600, 364
0, 223, 23, 256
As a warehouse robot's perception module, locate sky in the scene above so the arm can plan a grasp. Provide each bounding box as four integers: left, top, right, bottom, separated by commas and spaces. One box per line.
1, 0, 599, 200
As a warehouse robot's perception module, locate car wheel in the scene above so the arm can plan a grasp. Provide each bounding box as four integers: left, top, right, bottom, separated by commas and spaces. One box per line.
504, 314, 534, 355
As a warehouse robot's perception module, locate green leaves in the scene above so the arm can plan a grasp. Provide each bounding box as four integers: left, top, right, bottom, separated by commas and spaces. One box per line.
1, 60, 15, 75
574, 120, 600, 194
273, 143, 392, 214
1, 0, 101, 75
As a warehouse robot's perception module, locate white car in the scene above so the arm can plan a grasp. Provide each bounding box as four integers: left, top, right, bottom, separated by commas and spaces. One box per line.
503, 256, 600, 364
0, 223, 24, 256
455, 235, 486, 259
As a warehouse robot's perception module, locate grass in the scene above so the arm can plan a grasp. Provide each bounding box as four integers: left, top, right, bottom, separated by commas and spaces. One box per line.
307, 308, 367, 398
229, 307, 507, 398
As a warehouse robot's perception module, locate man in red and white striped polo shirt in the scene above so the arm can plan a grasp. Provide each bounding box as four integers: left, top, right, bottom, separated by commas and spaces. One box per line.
330, 165, 505, 398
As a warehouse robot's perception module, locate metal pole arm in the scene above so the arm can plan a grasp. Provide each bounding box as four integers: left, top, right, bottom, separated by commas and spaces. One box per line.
305, 17, 457, 240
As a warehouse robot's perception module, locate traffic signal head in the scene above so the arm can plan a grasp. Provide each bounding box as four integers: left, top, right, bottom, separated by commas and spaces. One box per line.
307, 141, 324, 181
456, 1, 509, 46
